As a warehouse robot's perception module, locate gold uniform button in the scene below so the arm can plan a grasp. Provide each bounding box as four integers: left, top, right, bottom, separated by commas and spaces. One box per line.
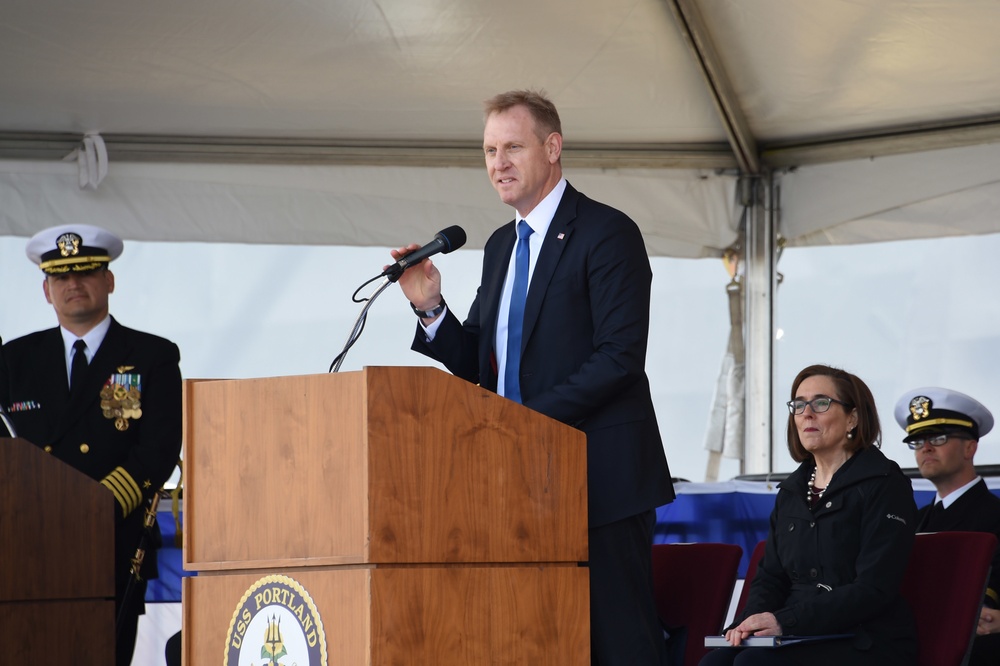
43, 445, 52, 453
79, 443, 90, 453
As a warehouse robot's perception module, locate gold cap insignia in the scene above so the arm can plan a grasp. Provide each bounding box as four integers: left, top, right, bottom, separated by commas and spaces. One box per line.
909, 396, 931, 421
56, 232, 82, 257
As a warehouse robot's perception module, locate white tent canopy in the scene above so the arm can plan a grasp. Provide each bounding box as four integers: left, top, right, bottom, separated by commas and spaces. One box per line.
3, 0, 1000, 250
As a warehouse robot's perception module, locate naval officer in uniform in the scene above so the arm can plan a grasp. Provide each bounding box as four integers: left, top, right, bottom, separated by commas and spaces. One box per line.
896, 387, 1000, 665
0, 224, 182, 666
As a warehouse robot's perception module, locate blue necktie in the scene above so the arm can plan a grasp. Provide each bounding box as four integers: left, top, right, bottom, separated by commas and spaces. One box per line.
505, 221, 533, 403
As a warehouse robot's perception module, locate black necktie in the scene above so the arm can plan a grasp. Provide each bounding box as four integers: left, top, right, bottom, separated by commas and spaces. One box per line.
920, 500, 944, 532
70, 339, 88, 394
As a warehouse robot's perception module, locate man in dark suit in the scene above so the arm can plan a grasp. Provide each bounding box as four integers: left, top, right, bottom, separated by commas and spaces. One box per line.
0, 224, 182, 666
391, 90, 675, 665
895, 387, 1000, 665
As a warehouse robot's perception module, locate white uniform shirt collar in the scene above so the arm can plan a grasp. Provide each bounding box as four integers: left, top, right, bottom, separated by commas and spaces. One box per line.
936, 475, 982, 509
61, 315, 112, 373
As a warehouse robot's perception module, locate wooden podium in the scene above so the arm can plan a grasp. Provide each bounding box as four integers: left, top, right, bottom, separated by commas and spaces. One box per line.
0, 437, 115, 662
182, 366, 589, 664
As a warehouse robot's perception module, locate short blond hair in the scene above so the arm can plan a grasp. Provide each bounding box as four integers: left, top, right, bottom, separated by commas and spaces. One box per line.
483, 90, 562, 140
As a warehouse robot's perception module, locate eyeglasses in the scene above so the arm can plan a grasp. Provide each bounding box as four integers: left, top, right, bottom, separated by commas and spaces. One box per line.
786, 397, 850, 415
906, 434, 970, 450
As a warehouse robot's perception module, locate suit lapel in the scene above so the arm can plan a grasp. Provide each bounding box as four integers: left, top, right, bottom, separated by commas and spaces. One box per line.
521, 185, 578, 342
483, 221, 517, 342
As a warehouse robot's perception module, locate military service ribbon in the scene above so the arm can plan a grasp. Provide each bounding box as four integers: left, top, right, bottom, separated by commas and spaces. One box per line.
101, 370, 142, 431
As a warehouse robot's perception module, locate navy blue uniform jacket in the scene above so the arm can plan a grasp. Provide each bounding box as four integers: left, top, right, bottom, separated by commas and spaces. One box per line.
0, 317, 182, 588
412, 182, 674, 527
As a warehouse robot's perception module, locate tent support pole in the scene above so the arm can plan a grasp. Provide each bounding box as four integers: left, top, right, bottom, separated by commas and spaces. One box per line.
742, 173, 776, 475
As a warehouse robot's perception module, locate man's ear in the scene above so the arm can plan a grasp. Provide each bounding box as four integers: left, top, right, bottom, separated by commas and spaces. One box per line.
546, 132, 563, 164
106, 269, 115, 294
965, 438, 979, 461
42, 278, 53, 304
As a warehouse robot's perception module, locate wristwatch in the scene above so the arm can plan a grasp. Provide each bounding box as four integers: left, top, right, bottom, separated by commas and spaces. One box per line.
411, 297, 446, 319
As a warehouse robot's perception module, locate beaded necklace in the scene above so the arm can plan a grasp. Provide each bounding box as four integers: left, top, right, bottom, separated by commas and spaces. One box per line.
807, 466, 827, 503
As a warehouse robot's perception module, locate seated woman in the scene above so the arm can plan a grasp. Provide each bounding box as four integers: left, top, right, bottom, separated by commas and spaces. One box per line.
700, 364, 917, 666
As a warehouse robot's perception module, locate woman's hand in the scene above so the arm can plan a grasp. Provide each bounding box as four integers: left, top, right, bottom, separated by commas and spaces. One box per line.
724, 613, 783, 646
977, 607, 1000, 636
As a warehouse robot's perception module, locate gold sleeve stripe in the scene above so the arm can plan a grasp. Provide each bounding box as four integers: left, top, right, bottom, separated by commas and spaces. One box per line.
100, 467, 142, 517
987, 587, 999, 605
100, 477, 128, 517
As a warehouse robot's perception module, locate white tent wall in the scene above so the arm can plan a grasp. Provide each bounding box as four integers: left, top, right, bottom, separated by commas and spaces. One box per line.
779, 143, 1000, 246
0, 159, 740, 258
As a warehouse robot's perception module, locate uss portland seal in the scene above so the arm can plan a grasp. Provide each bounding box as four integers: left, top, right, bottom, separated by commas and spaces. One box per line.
224, 574, 328, 666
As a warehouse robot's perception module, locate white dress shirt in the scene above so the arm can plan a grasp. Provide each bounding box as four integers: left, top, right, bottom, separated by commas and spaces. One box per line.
60, 315, 111, 385
494, 178, 566, 397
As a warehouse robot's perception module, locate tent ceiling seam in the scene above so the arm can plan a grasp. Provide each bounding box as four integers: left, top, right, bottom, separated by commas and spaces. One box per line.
666, 0, 760, 175
0, 133, 739, 169
763, 115, 1000, 167
1, 115, 999, 169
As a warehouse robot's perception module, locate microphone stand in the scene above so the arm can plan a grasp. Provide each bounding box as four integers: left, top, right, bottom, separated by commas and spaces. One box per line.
0, 409, 16, 438
328, 276, 393, 373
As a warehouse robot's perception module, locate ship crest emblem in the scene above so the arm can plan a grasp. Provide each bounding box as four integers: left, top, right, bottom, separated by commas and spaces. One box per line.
224, 574, 328, 665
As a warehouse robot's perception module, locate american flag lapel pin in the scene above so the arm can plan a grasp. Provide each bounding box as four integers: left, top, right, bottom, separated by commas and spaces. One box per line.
557, 232, 565, 240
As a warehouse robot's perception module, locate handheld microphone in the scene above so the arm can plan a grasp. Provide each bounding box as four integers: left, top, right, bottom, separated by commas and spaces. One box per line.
383, 225, 467, 282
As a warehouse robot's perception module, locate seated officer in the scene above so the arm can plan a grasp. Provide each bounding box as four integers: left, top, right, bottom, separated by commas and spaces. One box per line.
895, 387, 1000, 665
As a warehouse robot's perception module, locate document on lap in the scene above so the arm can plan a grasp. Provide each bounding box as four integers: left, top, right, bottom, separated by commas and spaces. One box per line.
704, 634, 854, 648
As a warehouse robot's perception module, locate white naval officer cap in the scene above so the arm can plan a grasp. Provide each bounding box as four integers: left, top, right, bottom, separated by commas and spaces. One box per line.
26, 224, 124, 275
894, 387, 994, 443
